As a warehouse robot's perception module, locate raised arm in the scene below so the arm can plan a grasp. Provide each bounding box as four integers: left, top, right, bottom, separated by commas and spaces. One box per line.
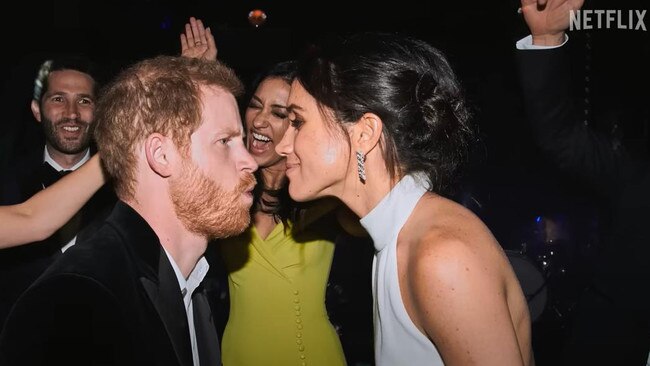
518, 0, 625, 194
520, 0, 584, 46
0, 154, 105, 249
180, 17, 217, 61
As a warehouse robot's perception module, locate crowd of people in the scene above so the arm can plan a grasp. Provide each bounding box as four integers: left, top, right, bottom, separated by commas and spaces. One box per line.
0, 1, 647, 365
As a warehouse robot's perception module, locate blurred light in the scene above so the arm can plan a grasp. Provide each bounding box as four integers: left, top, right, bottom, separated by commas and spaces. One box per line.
248, 9, 267, 27
535, 216, 542, 223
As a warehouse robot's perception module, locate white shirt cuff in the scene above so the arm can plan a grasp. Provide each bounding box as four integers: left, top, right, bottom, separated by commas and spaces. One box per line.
516, 34, 569, 50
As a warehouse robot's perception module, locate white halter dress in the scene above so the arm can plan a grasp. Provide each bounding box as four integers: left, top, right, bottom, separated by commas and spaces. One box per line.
360, 174, 444, 366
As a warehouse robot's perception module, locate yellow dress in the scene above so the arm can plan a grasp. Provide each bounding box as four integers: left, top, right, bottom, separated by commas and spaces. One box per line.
220, 221, 346, 366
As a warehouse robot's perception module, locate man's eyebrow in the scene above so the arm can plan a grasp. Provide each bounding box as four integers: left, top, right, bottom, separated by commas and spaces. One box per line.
44, 91, 95, 99
77, 93, 95, 99
214, 126, 242, 137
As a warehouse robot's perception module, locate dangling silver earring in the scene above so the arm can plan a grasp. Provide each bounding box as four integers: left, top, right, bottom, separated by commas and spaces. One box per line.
356, 150, 366, 183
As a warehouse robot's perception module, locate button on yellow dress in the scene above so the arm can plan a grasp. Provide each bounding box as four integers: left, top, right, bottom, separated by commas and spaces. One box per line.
220, 221, 346, 366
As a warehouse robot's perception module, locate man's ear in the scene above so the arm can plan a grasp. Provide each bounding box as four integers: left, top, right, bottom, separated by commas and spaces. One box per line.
144, 133, 174, 178
350, 112, 383, 155
31, 100, 42, 123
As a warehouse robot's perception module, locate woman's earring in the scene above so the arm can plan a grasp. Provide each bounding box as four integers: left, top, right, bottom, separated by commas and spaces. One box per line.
356, 150, 366, 183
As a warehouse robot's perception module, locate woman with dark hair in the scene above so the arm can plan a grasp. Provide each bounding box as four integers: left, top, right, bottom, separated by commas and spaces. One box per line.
276, 32, 534, 365
180, 19, 350, 365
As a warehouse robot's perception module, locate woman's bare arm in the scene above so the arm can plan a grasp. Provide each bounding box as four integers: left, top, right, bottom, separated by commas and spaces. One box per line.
0, 154, 106, 249
410, 235, 526, 365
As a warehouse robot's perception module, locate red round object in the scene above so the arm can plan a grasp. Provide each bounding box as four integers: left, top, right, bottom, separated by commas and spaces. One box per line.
248, 9, 267, 27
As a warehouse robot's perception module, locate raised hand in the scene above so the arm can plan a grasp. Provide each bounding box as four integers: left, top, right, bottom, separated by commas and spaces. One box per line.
520, 0, 585, 46
180, 17, 218, 61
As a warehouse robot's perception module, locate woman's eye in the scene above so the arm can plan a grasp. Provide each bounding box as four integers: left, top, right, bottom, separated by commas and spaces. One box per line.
273, 111, 288, 119
289, 118, 304, 129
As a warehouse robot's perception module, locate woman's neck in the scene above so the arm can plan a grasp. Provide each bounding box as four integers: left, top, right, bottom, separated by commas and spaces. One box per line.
338, 158, 397, 219
260, 163, 287, 191
252, 163, 289, 217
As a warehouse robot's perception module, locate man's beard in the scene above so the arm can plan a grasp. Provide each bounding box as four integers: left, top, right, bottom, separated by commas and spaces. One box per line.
170, 158, 256, 240
42, 116, 93, 154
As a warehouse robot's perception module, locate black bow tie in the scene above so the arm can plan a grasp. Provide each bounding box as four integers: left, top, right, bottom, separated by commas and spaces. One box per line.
41, 163, 73, 188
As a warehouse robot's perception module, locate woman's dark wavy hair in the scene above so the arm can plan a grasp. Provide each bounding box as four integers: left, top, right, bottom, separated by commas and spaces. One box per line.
247, 61, 301, 221
296, 32, 474, 196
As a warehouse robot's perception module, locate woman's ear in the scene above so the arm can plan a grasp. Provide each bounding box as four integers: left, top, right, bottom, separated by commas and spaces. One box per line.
144, 133, 174, 178
350, 112, 383, 155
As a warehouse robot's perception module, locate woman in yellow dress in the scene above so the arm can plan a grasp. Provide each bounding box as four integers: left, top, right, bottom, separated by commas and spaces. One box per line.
219, 61, 348, 366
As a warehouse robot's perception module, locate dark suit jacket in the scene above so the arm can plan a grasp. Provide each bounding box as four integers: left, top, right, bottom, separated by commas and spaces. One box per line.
0, 201, 221, 366
517, 43, 650, 364
0, 147, 116, 329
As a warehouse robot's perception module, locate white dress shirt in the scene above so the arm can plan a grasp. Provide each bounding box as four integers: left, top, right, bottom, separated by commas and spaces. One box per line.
43, 146, 90, 252
163, 248, 210, 366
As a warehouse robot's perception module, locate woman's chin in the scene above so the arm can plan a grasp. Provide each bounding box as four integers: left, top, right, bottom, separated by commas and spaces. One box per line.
288, 184, 315, 203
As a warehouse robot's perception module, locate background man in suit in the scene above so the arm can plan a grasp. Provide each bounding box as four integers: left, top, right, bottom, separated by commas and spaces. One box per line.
0, 56, 115, 329
0, 55, 258, 365
517, 0, 649, 364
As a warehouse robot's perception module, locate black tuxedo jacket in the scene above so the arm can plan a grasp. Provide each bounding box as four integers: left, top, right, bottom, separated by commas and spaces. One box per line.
0, 201, 221, 366
517, 43, 649, 364
0, 147, 116, 329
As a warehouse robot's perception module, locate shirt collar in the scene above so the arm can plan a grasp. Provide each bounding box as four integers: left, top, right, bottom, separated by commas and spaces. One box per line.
162, 247, 210, 311
43, 146, 90, 171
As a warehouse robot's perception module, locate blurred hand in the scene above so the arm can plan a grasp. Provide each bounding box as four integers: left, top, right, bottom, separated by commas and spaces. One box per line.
520, 0, 585, 46
180, 17, 217, 61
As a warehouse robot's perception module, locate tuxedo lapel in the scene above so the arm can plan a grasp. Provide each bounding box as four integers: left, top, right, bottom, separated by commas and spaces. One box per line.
193, 288, 221, 366
141, 251, 193, 366
41, 162, 64, 188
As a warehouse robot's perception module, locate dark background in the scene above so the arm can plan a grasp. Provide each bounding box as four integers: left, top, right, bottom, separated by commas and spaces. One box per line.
0, 1, 648, 365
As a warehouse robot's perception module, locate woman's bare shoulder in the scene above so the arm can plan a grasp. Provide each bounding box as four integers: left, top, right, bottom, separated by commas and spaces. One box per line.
404, 194, 505, 278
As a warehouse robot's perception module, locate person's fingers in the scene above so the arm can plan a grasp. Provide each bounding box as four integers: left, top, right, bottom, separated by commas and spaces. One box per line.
206, 27, 216, 48
520, 0, 538, 8
190, 17, 201, 45
206, 27, 218, 60
185, 23, 195, 45
180, 34, 189, 52
572, 0, 585, 11
196, 19, 206, 43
